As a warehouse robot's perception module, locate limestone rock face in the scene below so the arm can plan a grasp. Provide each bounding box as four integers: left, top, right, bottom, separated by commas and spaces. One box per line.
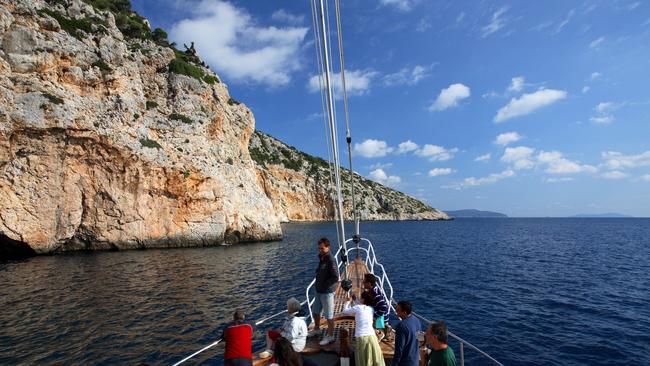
0, 0, 281, 253
250, 131, 450, 222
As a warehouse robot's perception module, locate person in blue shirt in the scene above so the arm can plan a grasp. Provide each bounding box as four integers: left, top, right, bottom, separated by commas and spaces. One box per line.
392, 301, 422, 366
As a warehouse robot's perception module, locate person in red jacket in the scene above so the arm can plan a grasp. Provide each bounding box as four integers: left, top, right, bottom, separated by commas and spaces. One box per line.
222, 310, 254, 366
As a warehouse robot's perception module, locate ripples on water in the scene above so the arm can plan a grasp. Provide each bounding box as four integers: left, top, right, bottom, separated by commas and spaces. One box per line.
1, 219, 649, 365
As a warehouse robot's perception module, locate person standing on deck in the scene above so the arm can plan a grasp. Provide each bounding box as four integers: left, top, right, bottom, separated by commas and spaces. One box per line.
337, 292, 386, 366
221, 310, 254, 366
309, 237, 339, 345
391, 301, 421, 366
363, 273, 390, 341
425, 321, 457, 366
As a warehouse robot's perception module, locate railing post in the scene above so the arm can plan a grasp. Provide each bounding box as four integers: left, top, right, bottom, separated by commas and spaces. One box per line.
460, 341, 464, 366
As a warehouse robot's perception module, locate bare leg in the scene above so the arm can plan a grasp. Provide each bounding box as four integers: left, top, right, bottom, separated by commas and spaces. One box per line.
313, 314, 321, 332
327, 318, 335, 337
265, 333, 273, 350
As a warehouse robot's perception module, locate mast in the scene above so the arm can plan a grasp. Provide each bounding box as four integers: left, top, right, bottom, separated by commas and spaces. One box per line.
317, 0, 348, 278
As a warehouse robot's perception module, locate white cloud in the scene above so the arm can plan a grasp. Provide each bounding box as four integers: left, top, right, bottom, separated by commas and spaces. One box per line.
449, 170, 515, 189
170, 0, 308, 87
544, 177, 574, 183
590, 116, 614, 124
554, 9, 575, 34
415, 144, 458, 162
601, 150, 650, 169
383, 65, 431, 86
308, 69, 378, 98
271, 9, 305, 24
397, 140, 419, 154
354, 139, 394, 158
538, 151, 597, 174
501, 146, 536, 170
456, 12, 466, 23
595, 102, 620, 113
495, 132, 522, 146
628, 2, 642, 11
428, 168, 455, 177
475, 153, 491, 162
416, 17, 431, 32
590, 36, 605, 48
369, 168, 401, 186
507, 76, 525, 92
429, 83, 471, 111
590, 72, 602, 80
481, 7, 509, 38
379, 0, 412, 12
602, 171, 628, 179
494, 89, 567, 122
369, 162, 393, 170
582, 86, 591, 93
641, 174, 650, 182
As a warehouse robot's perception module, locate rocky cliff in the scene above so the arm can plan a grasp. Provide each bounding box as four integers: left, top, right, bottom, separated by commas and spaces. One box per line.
251, 131, 449, 222
0, 0, 447, 256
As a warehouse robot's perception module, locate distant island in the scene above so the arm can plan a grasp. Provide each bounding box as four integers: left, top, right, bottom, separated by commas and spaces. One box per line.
445, 209, 508, 218
571, 213, 633, 218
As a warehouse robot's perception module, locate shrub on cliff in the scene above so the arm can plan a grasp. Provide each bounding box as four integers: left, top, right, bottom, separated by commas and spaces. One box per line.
140, 138, 161, 149
169, 113, 193, 124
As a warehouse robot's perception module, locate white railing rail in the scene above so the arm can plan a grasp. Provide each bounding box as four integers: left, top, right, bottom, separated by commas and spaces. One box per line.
306, 237, 394, 324
406, 308, 504, 366
172, 300, 308, 366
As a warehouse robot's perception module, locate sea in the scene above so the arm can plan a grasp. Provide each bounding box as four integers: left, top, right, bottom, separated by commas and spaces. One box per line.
1, 218, 649, 366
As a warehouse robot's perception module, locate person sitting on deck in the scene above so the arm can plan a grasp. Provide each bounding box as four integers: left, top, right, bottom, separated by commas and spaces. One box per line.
259, 298, 308, 358
309, 237, 339, 346
391, 301, 422, 366
221, 309, 254, 366
425, 321, 457, 366
337, 292, 386, 366
270, 337, 318, 366
362, 273, 390, 341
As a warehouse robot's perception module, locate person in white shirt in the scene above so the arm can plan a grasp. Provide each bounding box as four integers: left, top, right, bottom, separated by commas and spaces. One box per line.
338, 292, 386, 366
260, 298, 308, 358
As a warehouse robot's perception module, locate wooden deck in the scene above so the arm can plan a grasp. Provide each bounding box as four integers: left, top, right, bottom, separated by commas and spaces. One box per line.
253, 259, 395, 365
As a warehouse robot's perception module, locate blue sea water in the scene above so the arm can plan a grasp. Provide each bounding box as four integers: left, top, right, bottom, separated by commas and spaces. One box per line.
1, 219, 649, 365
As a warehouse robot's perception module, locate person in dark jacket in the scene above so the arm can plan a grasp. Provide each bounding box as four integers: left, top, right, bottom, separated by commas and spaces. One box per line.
309, 237, 339, 345
392, 301, 422, 366
221, 310, 254, 366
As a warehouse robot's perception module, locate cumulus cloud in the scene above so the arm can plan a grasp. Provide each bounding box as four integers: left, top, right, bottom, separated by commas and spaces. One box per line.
494, 89, 567, 122
369, 168, 401, 186
537, 151, 597, 174
308, 69, 378, 98
415, 144, 459, 162
369, 162, 393, 170
429, 83, 471, 111
397, 140, 419, 154
271, 9, 305, 24
642, 174, 650, 182
590, 116, 614, 124
428, 168, 455, 177
383, 65, 431, 86
475, 153, 491, 162
602, 171, 628, 179
448, 170, 515, 189
379, 0, 412, 11
544, 177, 574, 183
501, 146, 536, 170
354, 139, 394, 158
170, 0, 308, 87
591, 72, 602, 80
481, 7, 509, 38
582, 86, 590, 93
601, 150, 650, 169
494, 132, 522, 146
507, 76, 525, 92
590, 37, 605, 48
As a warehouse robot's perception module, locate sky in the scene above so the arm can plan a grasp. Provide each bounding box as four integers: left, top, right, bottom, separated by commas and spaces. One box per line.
132, 0, 650, 217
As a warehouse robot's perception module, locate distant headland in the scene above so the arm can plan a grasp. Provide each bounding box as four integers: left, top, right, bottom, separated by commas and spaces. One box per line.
445, 209, 508, 218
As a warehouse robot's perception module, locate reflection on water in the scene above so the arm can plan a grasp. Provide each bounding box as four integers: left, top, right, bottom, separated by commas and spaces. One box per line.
1, 220, 650, 366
